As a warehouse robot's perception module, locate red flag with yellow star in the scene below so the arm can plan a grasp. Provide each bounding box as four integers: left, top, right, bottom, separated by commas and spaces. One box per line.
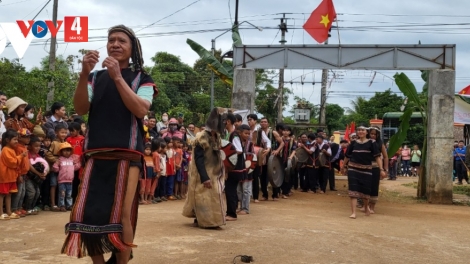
458, 85, 470, 97
303, 0, 337, 43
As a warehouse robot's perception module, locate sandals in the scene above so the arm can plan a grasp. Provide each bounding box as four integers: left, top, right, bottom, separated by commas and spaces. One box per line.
9, 213, 20, 219
51, 206, 60, 212
0, 213, 10, 220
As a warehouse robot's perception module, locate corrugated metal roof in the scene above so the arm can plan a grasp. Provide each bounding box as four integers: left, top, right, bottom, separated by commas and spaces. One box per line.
382, 112, 424, 119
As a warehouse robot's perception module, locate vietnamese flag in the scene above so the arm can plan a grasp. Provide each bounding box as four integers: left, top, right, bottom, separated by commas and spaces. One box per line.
303, 0, 337, 43
350, 122, 355, 133
458, 85, 470, 97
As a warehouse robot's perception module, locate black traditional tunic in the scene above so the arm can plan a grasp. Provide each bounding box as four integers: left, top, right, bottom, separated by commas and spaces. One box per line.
62, 69, 156, 258
345, 139, 380, 199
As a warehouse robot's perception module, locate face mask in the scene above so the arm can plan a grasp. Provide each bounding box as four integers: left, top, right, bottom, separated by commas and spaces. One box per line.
27, 113, 34, 120
162, 117, 168, 122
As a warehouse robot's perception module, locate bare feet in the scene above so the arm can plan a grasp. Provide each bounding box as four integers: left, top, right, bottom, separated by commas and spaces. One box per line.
349, 214, 356, 219
364, 207, 371, 216
282, 195, 288, 199
273, 198, 279, 201
370, 209, 375, 214
237, 210, 248, 215
225, 216, 237, 221
254, 199, 259, 203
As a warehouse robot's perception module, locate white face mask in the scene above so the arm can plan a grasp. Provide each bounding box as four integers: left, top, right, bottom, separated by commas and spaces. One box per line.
27, 113, 34, 120
162, 116, 168, 122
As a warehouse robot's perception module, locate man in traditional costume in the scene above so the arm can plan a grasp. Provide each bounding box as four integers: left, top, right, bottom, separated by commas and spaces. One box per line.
61, 25, 157, 264
182, 107, 229, 228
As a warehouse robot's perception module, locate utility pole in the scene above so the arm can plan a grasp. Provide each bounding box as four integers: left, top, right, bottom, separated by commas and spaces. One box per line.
46, 0, 58, 110
277, 14, 288, 123
210, 40, 215, 110
319, 38, 329, 126
234, 0, 239, 25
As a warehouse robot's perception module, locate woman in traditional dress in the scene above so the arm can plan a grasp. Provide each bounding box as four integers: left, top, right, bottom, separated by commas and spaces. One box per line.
367, 126, 388, 214
61, 25, 157, 264
182, 107, 229, 228
342, 125, 386, 219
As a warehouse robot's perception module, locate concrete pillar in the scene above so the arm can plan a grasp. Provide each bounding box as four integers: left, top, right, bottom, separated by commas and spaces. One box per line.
232, 68, 256, 113
426, 69, 455, 204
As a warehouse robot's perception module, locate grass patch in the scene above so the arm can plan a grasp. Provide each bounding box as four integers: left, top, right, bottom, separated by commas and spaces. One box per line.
453, 185, 470, 196
402, 182, 418, 189
402, 182, 470, 196
380, 189, 417, 204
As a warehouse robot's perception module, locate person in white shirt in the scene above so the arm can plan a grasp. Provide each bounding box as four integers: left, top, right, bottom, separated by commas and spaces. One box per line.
311, 134, 332, 194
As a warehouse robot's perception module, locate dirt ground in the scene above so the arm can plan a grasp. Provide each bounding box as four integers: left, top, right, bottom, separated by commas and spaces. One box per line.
2, 177, 470, 264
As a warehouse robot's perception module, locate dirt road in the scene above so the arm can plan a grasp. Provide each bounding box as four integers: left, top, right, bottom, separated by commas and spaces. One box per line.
1, 177, 470, 264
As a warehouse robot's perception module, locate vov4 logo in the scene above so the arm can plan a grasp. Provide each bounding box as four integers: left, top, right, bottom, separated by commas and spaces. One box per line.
0, 16, 88, 59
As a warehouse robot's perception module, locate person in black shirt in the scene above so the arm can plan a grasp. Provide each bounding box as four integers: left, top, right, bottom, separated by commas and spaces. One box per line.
61, 25, 157, 264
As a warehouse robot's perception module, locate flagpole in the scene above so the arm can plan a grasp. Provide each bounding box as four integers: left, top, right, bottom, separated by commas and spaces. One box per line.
319, 38, 328, 128
335, 19, 341, 45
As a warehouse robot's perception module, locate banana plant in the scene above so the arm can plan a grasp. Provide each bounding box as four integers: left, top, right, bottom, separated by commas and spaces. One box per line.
387, 72, 428, 197
186, 39, 234, 86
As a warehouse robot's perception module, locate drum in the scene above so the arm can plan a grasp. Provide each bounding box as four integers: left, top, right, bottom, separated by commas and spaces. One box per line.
285, 158, 292, 183
220, 139, 238, 172
267, 155, 284, 188
295, 147, 309, 163
245, 152, 258, 174
318, 152, 328, 167
291, 155, 298, 169
254, 146, 265, 166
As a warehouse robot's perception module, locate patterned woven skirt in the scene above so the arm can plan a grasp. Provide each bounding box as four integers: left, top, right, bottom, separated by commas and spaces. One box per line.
347, 162, 373, 199
61, 150, 143, 259
370, 167, 380, 203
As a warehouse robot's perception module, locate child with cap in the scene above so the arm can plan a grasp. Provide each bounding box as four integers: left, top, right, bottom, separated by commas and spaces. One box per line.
52, 142, 81, 211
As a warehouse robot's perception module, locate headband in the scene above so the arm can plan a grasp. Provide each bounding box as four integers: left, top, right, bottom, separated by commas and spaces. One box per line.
108, 25, 145, 74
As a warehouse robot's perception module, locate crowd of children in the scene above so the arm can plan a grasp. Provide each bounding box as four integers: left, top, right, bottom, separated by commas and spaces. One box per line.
140, 136, 191, 205
0, 115, 84, 220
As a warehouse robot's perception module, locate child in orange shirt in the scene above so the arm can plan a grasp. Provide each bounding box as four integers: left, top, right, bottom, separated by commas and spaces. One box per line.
0, 129, 28, 220
11, 128, 31, 217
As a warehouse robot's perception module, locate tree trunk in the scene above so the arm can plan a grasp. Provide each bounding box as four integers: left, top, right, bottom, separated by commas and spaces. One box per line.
417, 123, 427, 198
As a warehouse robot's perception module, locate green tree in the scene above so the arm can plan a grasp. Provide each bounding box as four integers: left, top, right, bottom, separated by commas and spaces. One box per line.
192, 49, 232, 108
344, 89, 404, 125
325, 103, 344, 134
149, 52, 204, 125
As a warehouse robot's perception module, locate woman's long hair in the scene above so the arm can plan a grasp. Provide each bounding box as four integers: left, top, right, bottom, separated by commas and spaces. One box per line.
367, 126, 383, 146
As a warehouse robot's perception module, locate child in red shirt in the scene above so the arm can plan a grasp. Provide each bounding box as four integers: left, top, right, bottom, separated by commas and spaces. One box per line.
164, 137, 176, 200
66, 122, 84, 204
